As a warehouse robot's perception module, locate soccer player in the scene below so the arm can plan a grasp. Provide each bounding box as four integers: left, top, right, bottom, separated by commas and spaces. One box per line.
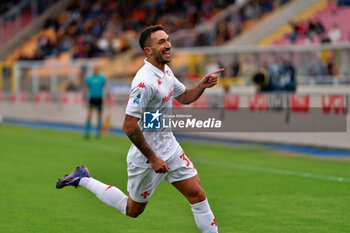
57, 25, 223, 233
83, 66, 108, 139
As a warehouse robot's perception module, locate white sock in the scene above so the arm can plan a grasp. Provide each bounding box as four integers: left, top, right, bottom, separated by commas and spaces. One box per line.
79, 177, 127, 215
191, 199, 218, 233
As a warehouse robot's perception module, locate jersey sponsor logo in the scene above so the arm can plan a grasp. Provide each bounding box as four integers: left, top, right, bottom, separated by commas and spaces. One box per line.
162, 90, 174, 104
138, 82, 146, 88
133, 93, 141, 104
144, 110, 162, 129
166, 70, 170, 76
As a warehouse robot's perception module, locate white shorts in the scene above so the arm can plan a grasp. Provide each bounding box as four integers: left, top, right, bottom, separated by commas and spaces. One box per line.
127, 152, 197, 203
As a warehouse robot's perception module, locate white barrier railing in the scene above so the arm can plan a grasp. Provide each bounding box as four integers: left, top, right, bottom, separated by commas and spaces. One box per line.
0, 91, 348, 114
0, 42, 349, 93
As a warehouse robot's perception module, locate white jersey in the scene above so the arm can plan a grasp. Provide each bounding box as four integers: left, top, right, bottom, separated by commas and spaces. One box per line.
125, 59, 186, 167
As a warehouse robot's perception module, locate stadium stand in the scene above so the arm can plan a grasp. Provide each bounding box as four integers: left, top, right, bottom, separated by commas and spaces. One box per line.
259, 0, 350, 45
0, 0, 60, 59
170, 0, 292, 47
7, 0, 235, 60
5, 0, 293, 61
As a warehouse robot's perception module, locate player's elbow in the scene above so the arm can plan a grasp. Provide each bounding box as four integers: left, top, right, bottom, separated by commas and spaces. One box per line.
175, 96, 192, 105
179, 99, 192, 105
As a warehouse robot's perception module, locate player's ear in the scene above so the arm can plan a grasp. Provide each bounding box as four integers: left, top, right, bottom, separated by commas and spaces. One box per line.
144, 47, 152, 56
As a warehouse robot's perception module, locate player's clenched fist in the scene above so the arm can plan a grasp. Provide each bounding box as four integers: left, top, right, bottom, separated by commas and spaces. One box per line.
149, 156, 170, 173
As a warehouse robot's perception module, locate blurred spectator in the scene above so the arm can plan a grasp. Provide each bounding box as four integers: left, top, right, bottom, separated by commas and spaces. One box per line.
326, 58, 337, 75
288, 21, 299, 43
231, 59, 240, 77
307, 19, 317, 39
280, 59, 296, 91
314, 19, 325, 35
268, 57, 284, 79
287, 21, 307, 43
287, 18, 327, 44
37, 35, 54, 57
240, 56, 256, 78
308, 58, 327, 77
58, 35, 74, 52
222, 58, 240, 93
328, 23, 341, 43
244, 2, 259, 19
307, 18, 325, 39
253, 57, 296, 92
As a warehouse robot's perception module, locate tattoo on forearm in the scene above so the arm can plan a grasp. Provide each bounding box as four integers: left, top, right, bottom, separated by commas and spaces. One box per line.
127, 126, 154, 159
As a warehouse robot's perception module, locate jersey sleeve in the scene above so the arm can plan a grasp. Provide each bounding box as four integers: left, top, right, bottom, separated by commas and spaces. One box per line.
173, 76, 186, 97
125, 81, 153, 118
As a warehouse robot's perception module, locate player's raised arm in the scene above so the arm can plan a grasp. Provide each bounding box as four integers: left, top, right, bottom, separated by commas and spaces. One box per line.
176, 68, 224, 105
122, 114, 170, 173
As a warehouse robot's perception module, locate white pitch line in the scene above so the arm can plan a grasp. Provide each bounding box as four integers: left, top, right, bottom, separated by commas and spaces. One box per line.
195, 158, 350, 183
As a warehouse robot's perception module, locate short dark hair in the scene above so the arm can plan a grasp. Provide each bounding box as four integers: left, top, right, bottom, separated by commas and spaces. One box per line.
139, 25, 165, 50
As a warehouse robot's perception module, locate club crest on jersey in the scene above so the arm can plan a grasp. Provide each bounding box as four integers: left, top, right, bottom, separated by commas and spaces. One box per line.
133, 93, 141, 104
138, 82, 146, 88
157, 80, 162, 85
144, 110, 161, 129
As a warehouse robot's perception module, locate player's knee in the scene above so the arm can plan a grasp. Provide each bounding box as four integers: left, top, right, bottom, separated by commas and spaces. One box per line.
191, 188, 207, 204
197, 189, 207, 202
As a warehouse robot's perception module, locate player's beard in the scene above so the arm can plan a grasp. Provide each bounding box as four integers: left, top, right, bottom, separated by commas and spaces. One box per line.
153, 48, 171, 65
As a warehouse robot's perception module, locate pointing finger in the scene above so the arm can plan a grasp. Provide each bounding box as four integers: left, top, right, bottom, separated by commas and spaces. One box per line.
209, 68, 224, 76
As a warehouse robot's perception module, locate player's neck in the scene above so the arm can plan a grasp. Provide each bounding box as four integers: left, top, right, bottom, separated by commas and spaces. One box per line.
147, 58, 165, 72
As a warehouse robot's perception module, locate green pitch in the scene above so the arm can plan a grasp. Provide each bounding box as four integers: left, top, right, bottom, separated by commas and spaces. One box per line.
0, 124, 349, 233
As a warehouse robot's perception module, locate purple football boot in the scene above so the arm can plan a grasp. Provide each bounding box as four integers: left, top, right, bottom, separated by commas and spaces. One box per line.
56, 165, 90, 189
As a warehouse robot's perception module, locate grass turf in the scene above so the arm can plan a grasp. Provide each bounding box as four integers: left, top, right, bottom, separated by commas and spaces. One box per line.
0, 123, 349, 233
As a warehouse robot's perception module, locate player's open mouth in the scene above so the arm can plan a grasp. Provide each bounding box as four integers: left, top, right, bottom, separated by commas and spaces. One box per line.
163, 50, 171, 59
